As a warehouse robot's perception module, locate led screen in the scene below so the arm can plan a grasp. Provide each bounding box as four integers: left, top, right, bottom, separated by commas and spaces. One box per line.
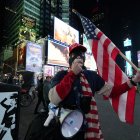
54, 17, 79, 45
54, 65, 68, 75
123, 38, 132, 47
137, 51, 140, 67
125, 51, 133, 76
18, 41, 26, 69
43, 65, 54, 77
83, 34, 97, 71
47, 39, 69, 67
26, 42, 43, 72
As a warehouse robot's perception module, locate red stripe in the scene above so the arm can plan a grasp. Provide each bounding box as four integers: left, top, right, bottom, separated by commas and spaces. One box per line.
82, 91, 93, 96
102, 38, 110, 81
111, 64, 122, 113
125, 87, 136, 123
90, 110, 98, 114
92, 40, 98, 62
87, 128, 100, 133
86, 118, 99, 123
92, 30, 102, 62
81, 82, 91, 88
91, 101, 97, 105
111, 47, 120, 60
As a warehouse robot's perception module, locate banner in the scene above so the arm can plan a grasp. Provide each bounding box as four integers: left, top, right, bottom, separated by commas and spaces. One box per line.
0, 83, 20, 140
26, 42, 43, 73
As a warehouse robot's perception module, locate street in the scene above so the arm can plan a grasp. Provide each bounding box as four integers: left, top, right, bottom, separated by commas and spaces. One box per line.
18, 93, 140, 140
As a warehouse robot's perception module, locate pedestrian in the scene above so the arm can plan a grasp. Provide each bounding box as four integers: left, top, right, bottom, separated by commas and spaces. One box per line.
34, 77, 46, 114
43, 76, 52, 108
48, 43, 140, 140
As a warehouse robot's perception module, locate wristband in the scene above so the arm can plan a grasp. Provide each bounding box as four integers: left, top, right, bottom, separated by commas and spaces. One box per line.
130, 79, 137, 86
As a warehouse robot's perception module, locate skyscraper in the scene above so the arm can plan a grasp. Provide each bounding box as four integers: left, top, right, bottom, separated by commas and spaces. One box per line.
0, 0, 40, 49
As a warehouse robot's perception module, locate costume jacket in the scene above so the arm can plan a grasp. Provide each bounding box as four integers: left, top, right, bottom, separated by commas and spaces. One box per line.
49, 70, 130, 107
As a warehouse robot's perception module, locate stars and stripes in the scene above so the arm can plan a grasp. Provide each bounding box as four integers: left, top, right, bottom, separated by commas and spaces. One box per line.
74, 10, 136, 124
80, 73, 104, 140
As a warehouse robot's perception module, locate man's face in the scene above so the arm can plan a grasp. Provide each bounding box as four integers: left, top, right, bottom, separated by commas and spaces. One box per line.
46, 77, 51, 82
69, 50, 85, 66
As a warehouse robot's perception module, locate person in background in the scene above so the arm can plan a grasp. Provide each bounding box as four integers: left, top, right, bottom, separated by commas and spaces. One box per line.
48, 43, 140, 140
43, 76, 52, 109
34, 77, 46, 114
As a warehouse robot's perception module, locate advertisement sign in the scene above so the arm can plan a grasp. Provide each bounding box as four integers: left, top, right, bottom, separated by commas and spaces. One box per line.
17, 42, 26, 69
137, 51, 140, 67
54, 17, 79, 45
47, 39, 69, 67
123, 38, 132, 47
26, 42, 43, 72
83, 34, 97, 71
43, 65, 54, 77
19, 15, 36, 42
0, 91, 18, 140
54, 65, 68, 75
125, 51, 133, 76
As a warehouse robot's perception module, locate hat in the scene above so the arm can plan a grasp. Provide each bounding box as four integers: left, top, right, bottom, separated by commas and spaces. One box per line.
69, 43, 87, 54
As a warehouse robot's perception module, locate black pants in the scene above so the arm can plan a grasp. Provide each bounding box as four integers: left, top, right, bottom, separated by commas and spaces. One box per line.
34, 96, 46, 113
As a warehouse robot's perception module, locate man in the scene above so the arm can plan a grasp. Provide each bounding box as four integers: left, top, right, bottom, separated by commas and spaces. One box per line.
43, 76, 52, 108
34, 77, 46, 114
48, 43, 140, 140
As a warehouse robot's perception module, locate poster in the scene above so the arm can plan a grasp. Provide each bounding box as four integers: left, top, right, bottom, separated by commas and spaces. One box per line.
0, 92, 18, 140
47, 40, 69, 67
43, 65, 54, 77
26, 42, 43, 72
18, 42, 26, 69
54, 17, 79, 45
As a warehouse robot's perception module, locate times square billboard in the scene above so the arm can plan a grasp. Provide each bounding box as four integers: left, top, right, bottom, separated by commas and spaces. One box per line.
19, 15, 36, 42
26, 42, 43, 73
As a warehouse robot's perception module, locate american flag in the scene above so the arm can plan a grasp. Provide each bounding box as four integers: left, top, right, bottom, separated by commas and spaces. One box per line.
73, 10, 136, 124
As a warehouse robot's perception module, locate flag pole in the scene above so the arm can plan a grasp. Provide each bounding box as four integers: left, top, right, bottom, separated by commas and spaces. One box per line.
119, 51, 139, 71
72, 9, 139, 72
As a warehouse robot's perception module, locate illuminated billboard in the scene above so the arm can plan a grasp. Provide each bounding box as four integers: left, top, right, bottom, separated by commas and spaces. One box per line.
47, 39, 69, 67
83, 34, 97, 71
19, 15, 36, 42
43, 65, 54, 77
54, 17, 79, 45
137, 51, 140, 67
26, 42, 43, 72
125, 51, 133, 76
17, 41, 26, 69
123, 38, 132, 47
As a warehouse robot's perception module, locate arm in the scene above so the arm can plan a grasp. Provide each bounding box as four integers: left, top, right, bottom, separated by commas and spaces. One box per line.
49, 71, 76, 105
49, 58, 83, 105
97, 70, 140, 98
